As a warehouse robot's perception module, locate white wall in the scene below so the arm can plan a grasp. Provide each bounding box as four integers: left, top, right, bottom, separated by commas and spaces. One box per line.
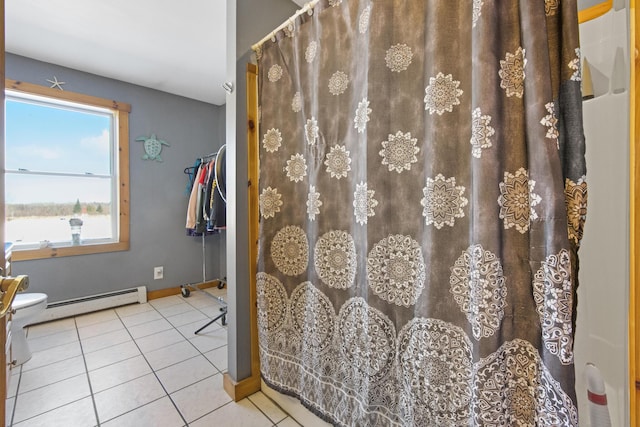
574, 7, 630, 426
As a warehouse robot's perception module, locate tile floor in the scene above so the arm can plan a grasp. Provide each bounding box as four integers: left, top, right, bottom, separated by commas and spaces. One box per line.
5, 288, 300, 427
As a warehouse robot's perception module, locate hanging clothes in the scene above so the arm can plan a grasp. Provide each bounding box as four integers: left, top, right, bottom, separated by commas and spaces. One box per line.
185, 152, 227, 236
185, 163, 205, 231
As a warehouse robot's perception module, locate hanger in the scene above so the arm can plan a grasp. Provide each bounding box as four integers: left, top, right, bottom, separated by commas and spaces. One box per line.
183, 165, 198, 175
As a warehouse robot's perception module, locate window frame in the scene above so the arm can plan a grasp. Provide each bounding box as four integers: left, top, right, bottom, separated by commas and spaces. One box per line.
5, 79, 130, 261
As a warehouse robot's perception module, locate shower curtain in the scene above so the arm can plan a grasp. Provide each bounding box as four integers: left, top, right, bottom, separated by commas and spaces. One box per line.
255, 1, 586, 425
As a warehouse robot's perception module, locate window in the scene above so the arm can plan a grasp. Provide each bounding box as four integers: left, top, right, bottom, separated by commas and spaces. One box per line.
5, 79, 130, 260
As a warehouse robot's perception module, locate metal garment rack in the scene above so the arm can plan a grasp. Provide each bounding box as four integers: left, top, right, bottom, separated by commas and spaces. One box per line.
180, 145, 228, 334
180, 233, 227, 334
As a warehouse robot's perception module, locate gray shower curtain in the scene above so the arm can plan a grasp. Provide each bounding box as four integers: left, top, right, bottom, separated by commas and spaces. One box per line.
255, 1, 586, 425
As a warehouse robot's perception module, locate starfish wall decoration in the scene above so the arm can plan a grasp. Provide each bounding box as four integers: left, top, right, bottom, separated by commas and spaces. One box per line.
46, 76, 65, 90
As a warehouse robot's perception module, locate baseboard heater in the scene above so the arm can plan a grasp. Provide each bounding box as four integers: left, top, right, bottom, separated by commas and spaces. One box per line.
34, 286, 147, 324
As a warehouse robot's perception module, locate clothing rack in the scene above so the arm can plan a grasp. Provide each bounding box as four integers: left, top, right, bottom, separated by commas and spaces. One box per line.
183, 144, 227, 203
181, 145, 228, 334
180, 233, 227, 333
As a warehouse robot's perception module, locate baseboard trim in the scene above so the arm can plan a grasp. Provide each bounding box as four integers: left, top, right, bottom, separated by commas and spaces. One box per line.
147, 280, 221, 300
223, 373, 261, 402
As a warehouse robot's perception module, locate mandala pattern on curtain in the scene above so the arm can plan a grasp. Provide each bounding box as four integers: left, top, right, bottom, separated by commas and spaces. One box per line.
255, 1, 586, 425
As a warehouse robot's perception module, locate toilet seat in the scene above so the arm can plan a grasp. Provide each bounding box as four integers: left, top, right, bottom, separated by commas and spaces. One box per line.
13, 293, 47, 310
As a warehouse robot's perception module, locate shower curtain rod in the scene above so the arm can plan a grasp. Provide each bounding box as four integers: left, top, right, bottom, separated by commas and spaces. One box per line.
251, 0, 320, 51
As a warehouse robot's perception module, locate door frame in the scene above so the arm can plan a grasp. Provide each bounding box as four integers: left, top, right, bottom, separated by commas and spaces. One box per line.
630, 0, 638, 423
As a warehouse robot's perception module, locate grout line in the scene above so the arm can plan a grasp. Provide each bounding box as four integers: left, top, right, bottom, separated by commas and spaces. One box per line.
135, 318, 224, 373
189, 407, 221, 425
10, 294, 244, 427
75, 317, 102, 427
25, 321, 77, 340
7, 364, 23, 427
95, 396, 167, 426
176, 377, 233, 425
77, 329, 129, 344
248, 391, 294, 425
114, 305, 190, 427
19, 348, 82, 374
121, 297, 230, 424
279, 417, 303, 426
10, 395, 92, 426
85, 353, 142, 379
13, 370, 86, 397
246, 393, 287, 425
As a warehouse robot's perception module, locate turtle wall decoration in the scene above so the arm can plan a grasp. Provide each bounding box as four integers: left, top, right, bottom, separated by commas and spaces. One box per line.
136, 134, 170, 162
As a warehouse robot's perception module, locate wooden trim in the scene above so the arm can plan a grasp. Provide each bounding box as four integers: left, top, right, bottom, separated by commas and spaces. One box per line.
0, 316, 7, 426
5, 79, 131, 112
632, 1, 639, 424
223, 372, 261, 402
247, 62, 261, 387
12, 242, 129, 261
1, 4, 8, 425
147, 280, 220, 301
4, 80, 131, 261
118, 109, 131, 248
222, 62, 261, 404
578, 1, 613, 24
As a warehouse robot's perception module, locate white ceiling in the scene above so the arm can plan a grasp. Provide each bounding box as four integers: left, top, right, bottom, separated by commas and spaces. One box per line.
6, 0, 228, 105
6, 0, 600, 107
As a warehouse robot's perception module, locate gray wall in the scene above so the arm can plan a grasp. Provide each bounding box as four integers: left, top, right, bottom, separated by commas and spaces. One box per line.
6, 53, 227, 302
226, 0, 297, 382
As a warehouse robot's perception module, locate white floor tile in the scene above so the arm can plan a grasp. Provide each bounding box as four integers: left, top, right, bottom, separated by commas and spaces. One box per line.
7, 295, 295, 427
94, 373, 166, 423
248, 391, 288, 424
166, 310, 208, 328
182, 294, 217, 309
189, 328, 227, 353
170, 374, 231, 423
198, 305, 227, 319
144, 341, 199, 371
6, 397, 14, 426
8, 371, 20, 398
155, 355, 217, 393
262, 381, 331, 427
127, 318, 173, 339
26, 318, 76, 340
189, 399, 272, 427
101, 396, 184, 427
18, 355, 86, 394
12, 396, 96, 427
175, 320, 212, 338
135, 328, 186, 354
154, 302, 194, 318
77, 318, 124, 340
88, 355, 152, 393
115, 302, 155, 318
278, 417, 302, 426
120, 310, 163, 328
204, 287, 227, 298
84, 340, 140, 371
27, 329, 78, 353
12, 374, 91, 423
149, 295, 184, 309
22, 341, 82, 372
80, 328, 132, 354
75, 309, 119, 328
204, 345, 228, 373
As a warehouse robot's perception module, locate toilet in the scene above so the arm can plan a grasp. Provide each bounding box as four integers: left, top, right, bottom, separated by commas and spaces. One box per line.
11, 293, 48, 365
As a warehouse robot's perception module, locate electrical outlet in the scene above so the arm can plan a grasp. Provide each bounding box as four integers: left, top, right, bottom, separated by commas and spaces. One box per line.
154, 266, 163, 280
